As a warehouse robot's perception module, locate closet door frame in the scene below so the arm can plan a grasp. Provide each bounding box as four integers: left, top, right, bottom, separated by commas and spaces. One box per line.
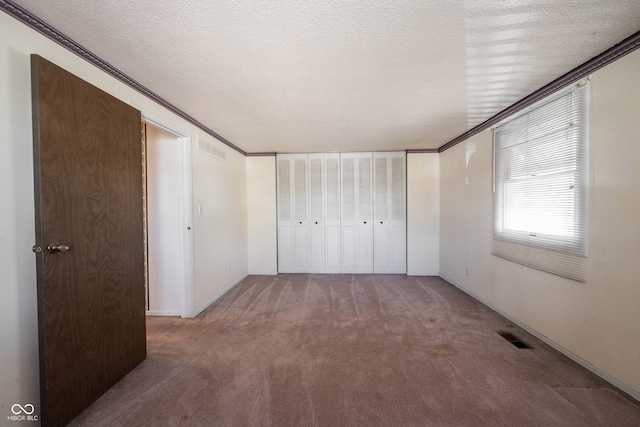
278, 151, 406, 275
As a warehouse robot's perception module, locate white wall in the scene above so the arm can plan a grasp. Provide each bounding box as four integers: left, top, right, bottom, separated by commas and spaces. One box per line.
246, 156, 278, 275
0, 11, 248, 418
407, 153, 440, 275
192, 136, 248, 313
0, 16, 39, 421
440, 48, 640, 399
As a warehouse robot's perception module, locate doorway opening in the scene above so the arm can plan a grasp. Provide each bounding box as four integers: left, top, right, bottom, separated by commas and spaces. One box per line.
142, 120, 195, 317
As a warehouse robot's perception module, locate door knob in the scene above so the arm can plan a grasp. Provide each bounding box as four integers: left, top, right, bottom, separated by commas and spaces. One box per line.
47, 243, 70, 254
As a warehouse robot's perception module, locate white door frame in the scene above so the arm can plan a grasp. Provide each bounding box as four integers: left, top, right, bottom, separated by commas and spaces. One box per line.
141, 113, 196, 318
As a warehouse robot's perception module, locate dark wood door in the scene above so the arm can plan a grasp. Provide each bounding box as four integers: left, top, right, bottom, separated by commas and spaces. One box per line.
31, 55, 146, 427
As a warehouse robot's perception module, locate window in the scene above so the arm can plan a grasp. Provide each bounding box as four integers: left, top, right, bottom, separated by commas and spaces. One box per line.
492, 83, 588, 281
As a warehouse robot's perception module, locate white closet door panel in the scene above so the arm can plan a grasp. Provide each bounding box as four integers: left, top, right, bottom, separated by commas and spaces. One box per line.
278, 226, 293, 273
325, 156, 340, 221
375, 157, 388, 220
357, 153, 373, 273
324, 153, 341, 273
373, 223, 389, 272
358, 223, 374, 273
325, 224, 341, 273
341, 152, 373, 273
308, 156, 323, 220
341, 154, 357, 272
294, 158, 307, 221
294, 224, 308, 272
278, 159, 292, 222
373, 152, 406, 274
308, 154, 324, 273
291, 154, 309, 272
373, 154, 388, 273
342, 225, 357, 272
358, 155, 372, 221
277, 156, 294, 272
391, 156, 405, 220
389, 154, 406, 273
308, 225, 324, 272
341, 156, 355, 221
390, 223, 406, 273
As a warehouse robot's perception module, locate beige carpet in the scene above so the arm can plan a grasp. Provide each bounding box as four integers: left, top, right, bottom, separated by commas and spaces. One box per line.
69, 275, 640, 426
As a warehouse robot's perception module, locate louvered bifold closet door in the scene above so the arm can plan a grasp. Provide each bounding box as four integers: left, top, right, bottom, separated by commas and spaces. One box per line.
324, 153, 341, 273
277, 155, 295, 273
374, 152, 406, 273
293, 155, 309, 272
341, 154, 357, 273
357, 153, 374, 273
340, 152, 373, 273
307, 154, 325, 273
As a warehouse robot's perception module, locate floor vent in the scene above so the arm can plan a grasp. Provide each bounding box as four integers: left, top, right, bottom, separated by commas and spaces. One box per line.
498, 331, 532, 349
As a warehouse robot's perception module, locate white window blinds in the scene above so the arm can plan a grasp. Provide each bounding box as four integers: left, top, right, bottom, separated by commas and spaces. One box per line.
492, 83, 589, 281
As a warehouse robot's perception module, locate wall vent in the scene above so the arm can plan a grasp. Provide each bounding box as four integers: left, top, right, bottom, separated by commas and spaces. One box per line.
498, 331, 532, 349
197, 138, 226, 161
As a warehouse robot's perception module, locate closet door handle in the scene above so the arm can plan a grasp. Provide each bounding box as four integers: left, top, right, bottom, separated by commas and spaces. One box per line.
364, 221, 367, 224
299, 221, 302, 224
315, 221, 318, 224
380, 221, 383, 224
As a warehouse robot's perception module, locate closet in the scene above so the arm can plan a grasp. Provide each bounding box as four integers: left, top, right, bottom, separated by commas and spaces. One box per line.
277, 151, 406, 274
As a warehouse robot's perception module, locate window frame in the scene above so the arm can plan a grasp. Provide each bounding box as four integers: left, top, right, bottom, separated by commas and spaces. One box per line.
493, 83, 589, 261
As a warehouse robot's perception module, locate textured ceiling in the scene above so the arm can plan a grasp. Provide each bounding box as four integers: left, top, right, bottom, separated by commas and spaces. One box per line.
12, 0, 640, 153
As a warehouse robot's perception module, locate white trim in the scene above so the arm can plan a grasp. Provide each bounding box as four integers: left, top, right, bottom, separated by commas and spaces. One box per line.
139, 107, 189, 138
440, 274, 640, 402
193, 275, 248, 317
145, 310, 180, 317
141, 114, 196, 319
181, 137, 196, 318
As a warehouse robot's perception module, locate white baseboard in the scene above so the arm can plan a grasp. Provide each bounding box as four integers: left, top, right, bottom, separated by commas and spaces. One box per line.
406, 271, 440, 276
440, 274, 640, 403
145, 310, 180, 317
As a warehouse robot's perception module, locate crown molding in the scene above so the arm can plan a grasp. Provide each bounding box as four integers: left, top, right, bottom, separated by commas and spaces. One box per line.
246, 152, 277, 157
406, 148, 439, 154
438, 30, 640, 153
1, 0, 246, 156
